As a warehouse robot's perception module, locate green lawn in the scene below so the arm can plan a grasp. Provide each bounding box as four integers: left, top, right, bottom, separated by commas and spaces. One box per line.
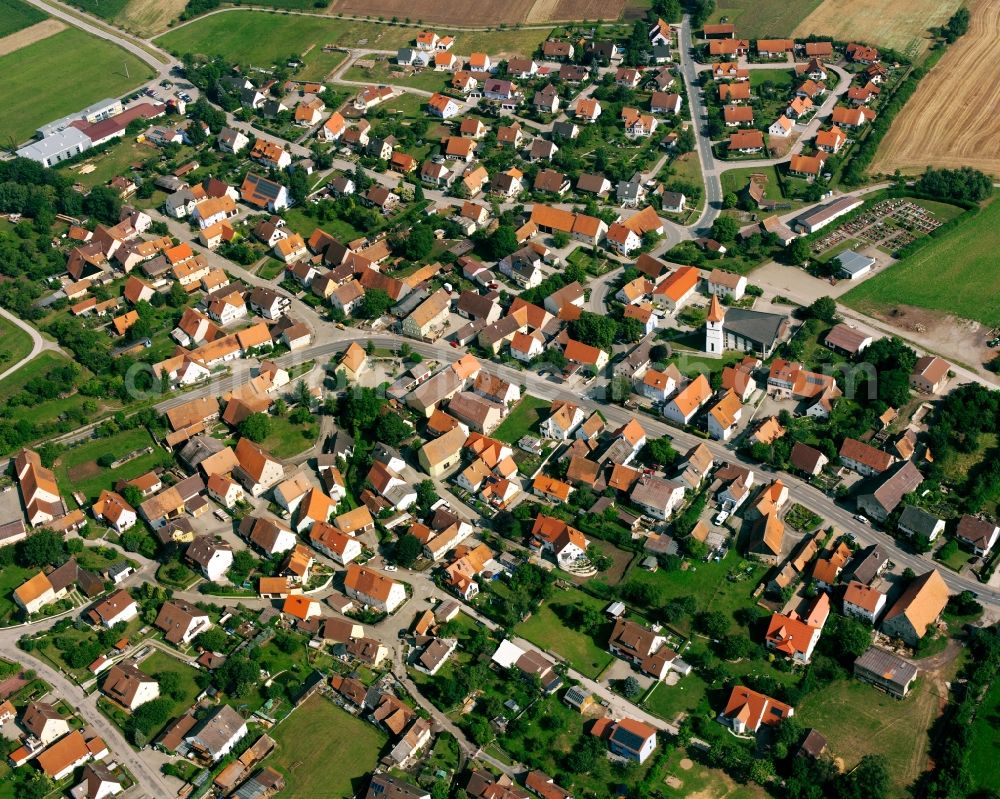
623, 552, 764, 635
515, 587, 615, 678
493, 395, 550, 445
58, 136, 159, 189
0, 315, 33, 376
0, 27, 154, 145
380, 92, 427, 117
797, 678, 939, 797
0, 351, 103, 426
660, 746, 769, 799
643, 672, 708, 723
935, 540, 974, 573
138, 651, 201, 731
259, 415, 319, 460
720, 165, 789, 203
705, 0, 823, 38
264, 693, 386, 799
54, 427, 163, 504
280, 205, 365, 243
749, 69, 794, 88
0, 564, 36, 626
256, 259, 286, 280
0, 0, 46, 37
968, 679, 1000, 793
344, 61, 449, 93
843, 197, 998, 326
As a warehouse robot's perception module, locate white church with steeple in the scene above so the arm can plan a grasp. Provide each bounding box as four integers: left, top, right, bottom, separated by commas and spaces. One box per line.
703, 294, 789, 358
705, 295, 725, 355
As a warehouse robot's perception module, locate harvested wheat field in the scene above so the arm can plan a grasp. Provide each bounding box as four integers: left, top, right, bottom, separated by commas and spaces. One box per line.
0, 18, 64, 56
114, 0, 188, 38
793, 0, 961, 57
872, 0, 1000, 177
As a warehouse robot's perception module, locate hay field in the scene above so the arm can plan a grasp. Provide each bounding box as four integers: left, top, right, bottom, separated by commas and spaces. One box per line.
792, 0, 961, 57
113, 0, 188, 37
0, 19, 65, 57
871, 0, 1000, 176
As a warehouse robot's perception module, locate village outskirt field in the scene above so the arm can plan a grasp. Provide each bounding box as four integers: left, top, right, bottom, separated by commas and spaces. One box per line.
158, 11, 556, 66
328, 0, 626, 25
843, 197, 1000, 328
0, 26, 153, 144
792, 0, 962, 57
871, 0, 1000, 176
706, 0, 823, 39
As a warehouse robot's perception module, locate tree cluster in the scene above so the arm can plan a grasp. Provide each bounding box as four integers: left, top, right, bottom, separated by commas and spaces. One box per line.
915, 167, 992, 203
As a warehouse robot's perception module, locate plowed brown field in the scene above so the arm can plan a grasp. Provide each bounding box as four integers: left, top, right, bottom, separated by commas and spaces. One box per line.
871, 0, 1000, 176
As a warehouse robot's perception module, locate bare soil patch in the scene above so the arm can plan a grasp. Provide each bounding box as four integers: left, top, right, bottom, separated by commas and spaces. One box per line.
871, 0, 1000, 176
0, 18, 64, 57
67, 460, 101, 482
861, 304, 996, 373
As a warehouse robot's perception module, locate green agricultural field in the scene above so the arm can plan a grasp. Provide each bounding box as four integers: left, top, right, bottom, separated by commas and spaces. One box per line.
0, 27, 154, 145
493, 395, 550, 445
0, 316, 33, 376
264, 694, 386, 798
797, 678, 940, 797
515, 587, 615, 678
64, 0, 129, 21
159, 13, 416, 67
0, 0, 47, 37
158, 12, 551, 67
843, 198, 1000, 326
705, 0, 824, 39
54, 427, 164, 504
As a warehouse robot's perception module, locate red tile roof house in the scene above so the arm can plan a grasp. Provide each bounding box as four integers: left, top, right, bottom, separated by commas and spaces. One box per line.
765, 592, 830, 664
839, 437, 896, 477
718, 685, 793, 734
